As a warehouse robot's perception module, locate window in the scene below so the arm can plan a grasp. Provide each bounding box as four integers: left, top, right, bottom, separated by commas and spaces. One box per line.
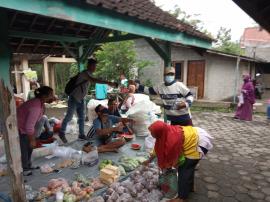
173, 61, 184, 81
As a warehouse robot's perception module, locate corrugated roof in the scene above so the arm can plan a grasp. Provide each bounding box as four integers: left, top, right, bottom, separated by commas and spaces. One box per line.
85, 0, 213, 42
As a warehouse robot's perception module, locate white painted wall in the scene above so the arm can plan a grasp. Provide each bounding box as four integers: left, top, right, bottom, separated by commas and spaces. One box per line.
204, 55, 250, 101
134, 39, 164, 86
134, 39, 254, 101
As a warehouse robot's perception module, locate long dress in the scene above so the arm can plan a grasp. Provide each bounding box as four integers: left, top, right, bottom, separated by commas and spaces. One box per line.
235, 79, 255, 121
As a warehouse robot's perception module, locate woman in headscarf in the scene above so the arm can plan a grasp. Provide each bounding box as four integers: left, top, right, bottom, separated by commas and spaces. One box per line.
144, 120, 213, 202
234, 75, 255, 121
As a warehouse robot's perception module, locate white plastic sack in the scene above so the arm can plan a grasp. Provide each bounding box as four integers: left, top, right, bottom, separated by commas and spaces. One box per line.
133, 94, 161, 115
81, 147, 98, 166
87, 99, 108, 123
65, 116, 79, 135
52, 146, 79, 158
144, 135, 156, 153
127, 100, 158, 136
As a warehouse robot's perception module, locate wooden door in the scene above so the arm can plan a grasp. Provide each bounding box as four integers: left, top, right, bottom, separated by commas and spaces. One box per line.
187, 60, 205, 99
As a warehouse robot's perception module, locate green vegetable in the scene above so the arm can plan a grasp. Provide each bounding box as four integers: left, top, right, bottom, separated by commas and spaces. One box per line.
118, 165, 126, 176
99, 159, 113, 170
64, 194, 76, 202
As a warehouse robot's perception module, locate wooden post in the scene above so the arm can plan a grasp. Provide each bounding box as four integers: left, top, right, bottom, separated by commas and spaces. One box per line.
0, 9, 27, 202
43, 57, 50, 86
14, 64, 22, 93
49, 63, 56, 91
21, 55, 30, 100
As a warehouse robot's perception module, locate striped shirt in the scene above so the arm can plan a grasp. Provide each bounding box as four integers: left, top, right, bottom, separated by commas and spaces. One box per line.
138, 81, 193, 122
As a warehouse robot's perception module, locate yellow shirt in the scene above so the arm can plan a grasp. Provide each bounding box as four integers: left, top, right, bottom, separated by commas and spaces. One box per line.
182, 126, 200, 159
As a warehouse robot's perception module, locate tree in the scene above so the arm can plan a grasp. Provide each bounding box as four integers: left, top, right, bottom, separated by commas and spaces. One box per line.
169, 5, 213, 38
214, 27, 244, 55
94, 40, 151, 81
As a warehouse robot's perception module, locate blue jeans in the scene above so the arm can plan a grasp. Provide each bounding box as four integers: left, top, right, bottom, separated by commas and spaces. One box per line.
60, 96, 85, 136
267, 105, 270, 120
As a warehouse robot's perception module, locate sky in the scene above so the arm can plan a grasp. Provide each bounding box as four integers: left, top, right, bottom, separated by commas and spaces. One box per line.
154, 0, 256, 41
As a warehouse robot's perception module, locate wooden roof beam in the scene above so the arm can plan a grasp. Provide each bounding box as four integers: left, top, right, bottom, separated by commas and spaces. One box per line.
1, 0, 211, 48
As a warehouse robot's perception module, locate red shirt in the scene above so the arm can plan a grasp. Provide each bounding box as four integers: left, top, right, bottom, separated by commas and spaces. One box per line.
17, 98, 44, 136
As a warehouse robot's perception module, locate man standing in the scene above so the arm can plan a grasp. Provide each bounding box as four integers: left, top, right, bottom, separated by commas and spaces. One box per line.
59, 59, 116, 143
137, 67, 194, 126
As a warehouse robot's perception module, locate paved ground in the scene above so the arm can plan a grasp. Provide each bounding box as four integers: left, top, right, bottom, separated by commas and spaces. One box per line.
1, 111, 269, 202
189, 111, 270, 202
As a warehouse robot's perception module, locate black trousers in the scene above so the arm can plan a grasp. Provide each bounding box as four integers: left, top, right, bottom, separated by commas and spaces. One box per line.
178, 158, 199, 199
171, 119, 193, 126
19, 134, 33, 171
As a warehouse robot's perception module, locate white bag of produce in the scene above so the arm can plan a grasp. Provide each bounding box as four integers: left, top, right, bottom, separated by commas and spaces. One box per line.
52, 146, 80, 159
126, 100, 157, 136
87, 99, 108, 123
81, 147, 99, 166
133, 94, 161, 115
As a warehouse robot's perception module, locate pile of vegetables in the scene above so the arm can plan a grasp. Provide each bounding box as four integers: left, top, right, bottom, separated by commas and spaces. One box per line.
103, 164, 163, 202
35, 174, 105, 202
118, 156, 147, 172
99, 159, 113, 170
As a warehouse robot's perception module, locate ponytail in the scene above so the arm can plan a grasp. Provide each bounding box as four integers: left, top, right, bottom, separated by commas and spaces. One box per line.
34, 86, 53, 98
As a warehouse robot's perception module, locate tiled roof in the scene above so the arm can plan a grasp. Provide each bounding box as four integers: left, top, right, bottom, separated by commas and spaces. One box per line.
242, 27, 270, 42
85, 0, 213, 41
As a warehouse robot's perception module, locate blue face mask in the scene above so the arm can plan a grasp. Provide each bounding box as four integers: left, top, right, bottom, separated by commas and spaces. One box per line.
164, 75, 175, 83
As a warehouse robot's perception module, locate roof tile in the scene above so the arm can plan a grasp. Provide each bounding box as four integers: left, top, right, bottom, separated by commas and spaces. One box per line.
85, 0, 212, 41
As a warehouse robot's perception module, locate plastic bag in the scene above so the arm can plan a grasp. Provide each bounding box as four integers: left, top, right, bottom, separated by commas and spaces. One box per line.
0, 164, 7, 176
81, 147, 99, 167
52, 146, 79, 159
40, 163, 54, 174
87, 99, 108, 123
127, 100, 157, 136
65, 116, 79, 135
0, 155, 6, 164
144, 135, 156, 153
158, 169, 178, 199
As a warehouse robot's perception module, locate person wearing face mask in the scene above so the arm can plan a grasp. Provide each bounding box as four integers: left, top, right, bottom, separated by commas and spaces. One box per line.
137, 67, 194, 126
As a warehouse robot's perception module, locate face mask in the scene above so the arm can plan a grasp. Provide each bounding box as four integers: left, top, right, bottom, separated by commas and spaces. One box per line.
164, 75, 175, 83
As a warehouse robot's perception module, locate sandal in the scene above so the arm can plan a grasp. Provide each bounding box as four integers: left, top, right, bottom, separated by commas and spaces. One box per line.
29, 166, 40, 170
23, 170, 32, 176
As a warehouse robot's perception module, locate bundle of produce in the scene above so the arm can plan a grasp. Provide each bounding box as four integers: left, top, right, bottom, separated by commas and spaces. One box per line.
100, 165, 120, 185
74, 173, 105, 191
99, 159, 113, 170
57, 159, 76, 169
36, 177, 94, 202
118, 156, 147, 172
103, 164, 163, 202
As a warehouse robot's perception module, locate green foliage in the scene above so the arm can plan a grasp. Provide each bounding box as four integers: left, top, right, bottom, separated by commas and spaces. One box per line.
94, 40, 151, 81
55, 63, 78, 98
29, 64, 43, 83
143, 79, 153, 87
169, 5, 213, 38
214, 27, 244, 55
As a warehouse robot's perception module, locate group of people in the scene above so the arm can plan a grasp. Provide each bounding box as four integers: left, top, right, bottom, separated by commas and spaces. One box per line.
16, 58, 213, 201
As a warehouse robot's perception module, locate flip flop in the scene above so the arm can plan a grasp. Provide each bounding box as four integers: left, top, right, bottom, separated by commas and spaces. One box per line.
23, 170, 32, 176
29, 166, 40, 170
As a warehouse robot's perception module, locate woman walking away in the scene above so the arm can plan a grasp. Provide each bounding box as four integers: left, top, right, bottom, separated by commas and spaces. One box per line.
234, 75, 255, 121
17, 86, 56, 176
143, 120, 213, 202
